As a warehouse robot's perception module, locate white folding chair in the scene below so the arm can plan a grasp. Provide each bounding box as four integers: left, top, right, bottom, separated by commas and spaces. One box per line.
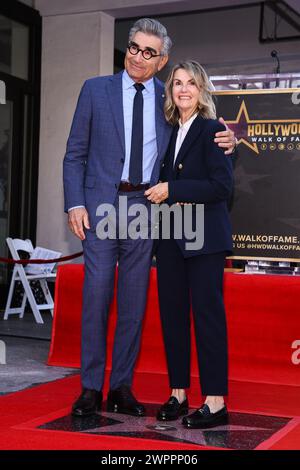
4, 238, 57, 324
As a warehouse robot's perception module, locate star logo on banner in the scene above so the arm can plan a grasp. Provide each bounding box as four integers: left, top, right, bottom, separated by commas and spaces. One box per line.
234, 164, 269, 195
225, 99, 300, 156
226, 101, 260, 154
278, 218, 300, 231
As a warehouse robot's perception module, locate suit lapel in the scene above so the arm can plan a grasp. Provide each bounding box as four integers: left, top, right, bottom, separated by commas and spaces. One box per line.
106, 73, 171, 162
173, 115, 206, 169
154, 78, 172, 161
165, 124, 179, 179
106, 71, 125, 155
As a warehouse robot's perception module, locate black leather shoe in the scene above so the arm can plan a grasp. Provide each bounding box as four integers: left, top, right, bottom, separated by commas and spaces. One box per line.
157, 396, 189, 421
107, 385, 145, 416
72, 388, 103, 417
182, 404, 228, 429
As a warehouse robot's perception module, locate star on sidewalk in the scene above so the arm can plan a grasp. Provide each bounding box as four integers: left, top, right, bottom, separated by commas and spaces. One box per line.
39, 404, 290, 450
85, 411, 272, 449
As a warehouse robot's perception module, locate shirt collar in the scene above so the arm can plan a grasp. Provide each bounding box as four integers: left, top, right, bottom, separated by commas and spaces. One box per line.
122, 69, 154, 93
178, 112, 198, 130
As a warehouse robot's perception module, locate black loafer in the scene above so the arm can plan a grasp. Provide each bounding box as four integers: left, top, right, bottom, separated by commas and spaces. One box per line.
72, 388, 103, 417
157, 396, 189, 421
182, 404, 228, 429
107, 385, 145, 417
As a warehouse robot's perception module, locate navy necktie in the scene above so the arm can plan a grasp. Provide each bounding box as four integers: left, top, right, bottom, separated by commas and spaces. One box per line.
129, 83, 145, 185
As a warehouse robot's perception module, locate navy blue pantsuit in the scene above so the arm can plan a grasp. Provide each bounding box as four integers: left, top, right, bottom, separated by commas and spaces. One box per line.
156, 115, 234, 396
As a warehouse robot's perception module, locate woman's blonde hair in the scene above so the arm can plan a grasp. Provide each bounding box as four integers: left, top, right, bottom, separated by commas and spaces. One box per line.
164, 61, 216, 125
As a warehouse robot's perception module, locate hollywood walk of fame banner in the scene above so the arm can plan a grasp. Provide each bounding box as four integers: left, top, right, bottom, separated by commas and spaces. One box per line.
214, 88, 300, 261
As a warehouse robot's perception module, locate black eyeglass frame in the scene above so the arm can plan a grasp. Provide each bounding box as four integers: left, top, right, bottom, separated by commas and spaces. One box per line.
127, 43, 162, 60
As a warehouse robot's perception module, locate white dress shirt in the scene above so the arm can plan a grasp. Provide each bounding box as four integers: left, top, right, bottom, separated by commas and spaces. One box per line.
173, 113, 198, 166
121, 69, 157, 183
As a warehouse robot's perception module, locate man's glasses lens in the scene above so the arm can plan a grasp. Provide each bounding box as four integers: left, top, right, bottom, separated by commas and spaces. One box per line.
128, 45, 155, 60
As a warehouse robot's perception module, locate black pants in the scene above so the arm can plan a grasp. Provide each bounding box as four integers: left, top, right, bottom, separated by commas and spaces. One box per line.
156, 239, 228, 396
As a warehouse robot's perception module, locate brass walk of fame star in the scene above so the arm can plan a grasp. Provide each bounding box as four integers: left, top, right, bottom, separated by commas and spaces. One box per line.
39, 405, 291, 451
226, 100, 300, 155
84, 411, 270, 448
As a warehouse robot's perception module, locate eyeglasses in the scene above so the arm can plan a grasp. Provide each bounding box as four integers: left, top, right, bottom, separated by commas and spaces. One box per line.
127, 43, 161, 60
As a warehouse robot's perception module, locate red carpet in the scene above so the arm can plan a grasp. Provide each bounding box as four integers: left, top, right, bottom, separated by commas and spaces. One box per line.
0, 373, 299, 450
48, 265, 300, 386
2, 265, 299, 450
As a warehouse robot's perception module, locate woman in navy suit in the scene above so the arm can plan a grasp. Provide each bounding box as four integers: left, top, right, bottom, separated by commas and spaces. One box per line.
145, 61, 234, 429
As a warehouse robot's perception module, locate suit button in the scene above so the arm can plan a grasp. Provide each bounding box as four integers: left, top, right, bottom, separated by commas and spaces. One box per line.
161, 163, 165, 168
120, 158, 124, 163
115, 184, 118, 189
178, 163, 183, 170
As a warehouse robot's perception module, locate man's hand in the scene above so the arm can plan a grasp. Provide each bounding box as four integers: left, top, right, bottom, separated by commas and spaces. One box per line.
215, 117, 237, 155
68, 207, 90, 240
145, 182, 169, 204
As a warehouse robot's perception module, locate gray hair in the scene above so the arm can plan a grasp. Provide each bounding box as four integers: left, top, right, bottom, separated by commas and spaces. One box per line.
128, 18, 172, 56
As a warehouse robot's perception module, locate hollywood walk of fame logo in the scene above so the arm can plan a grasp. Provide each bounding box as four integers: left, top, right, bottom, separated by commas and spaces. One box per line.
226, 101, 300, 155
38, 403, 290, 450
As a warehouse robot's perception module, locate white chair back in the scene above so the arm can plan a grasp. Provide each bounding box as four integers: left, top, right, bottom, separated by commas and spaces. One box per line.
4, 237, 57, 324
6, 238, 34, 260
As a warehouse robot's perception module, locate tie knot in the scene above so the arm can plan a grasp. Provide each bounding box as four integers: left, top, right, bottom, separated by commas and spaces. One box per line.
134, 83, 145, 92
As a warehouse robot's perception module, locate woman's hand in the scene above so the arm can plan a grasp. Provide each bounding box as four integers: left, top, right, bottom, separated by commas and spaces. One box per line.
145, 182, 169, 204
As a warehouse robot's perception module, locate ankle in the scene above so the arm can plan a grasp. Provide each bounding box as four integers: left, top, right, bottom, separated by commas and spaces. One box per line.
171, 389, 186, 404
204, 396, 225, 412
